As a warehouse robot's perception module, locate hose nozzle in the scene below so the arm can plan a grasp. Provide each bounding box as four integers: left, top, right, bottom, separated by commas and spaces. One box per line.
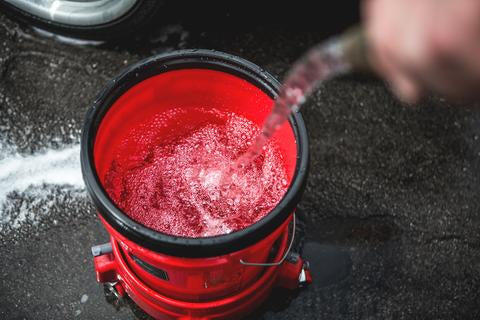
339, 26, 370, 72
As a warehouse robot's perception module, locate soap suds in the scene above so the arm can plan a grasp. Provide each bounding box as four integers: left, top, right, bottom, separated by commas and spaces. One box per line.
0, 143, 86, 234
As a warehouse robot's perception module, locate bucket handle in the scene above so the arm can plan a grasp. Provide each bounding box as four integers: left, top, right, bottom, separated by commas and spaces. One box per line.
239, 212, 296, 267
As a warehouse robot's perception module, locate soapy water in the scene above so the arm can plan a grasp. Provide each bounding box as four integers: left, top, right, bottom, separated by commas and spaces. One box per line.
104, 108, 289, 237
234, 39, 350, 170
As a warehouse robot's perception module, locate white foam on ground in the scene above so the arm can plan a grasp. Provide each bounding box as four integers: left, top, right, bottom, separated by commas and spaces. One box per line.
0, 143, 85, 232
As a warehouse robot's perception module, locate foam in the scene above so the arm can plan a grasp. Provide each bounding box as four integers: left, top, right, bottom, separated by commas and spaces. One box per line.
0, 143, 85, 233
104, 108, 288, 238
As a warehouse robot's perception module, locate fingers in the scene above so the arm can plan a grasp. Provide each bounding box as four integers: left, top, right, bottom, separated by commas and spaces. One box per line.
390, 71, 421, 104
372, 42, 422, 104
363, 0, 423, 103
362, 0, 480, 103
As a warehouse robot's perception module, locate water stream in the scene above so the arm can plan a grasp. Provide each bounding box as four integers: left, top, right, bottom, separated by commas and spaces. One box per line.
217, 37, 352, 191
237, 38, 351, 167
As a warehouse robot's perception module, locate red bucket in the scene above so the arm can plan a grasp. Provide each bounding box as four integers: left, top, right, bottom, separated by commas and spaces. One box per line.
81, 50, 310, 319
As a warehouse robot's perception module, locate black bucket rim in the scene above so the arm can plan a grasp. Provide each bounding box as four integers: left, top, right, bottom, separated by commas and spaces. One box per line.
81, 49, 309, 258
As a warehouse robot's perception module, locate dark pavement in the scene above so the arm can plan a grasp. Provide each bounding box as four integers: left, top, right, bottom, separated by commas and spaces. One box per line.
1, 8, 480, 320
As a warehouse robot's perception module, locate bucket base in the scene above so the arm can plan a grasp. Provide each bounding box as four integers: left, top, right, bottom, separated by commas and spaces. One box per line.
93, 238, 311, 320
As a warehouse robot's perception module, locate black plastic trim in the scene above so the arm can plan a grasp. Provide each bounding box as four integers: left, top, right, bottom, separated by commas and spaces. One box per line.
130, 253, 169, 281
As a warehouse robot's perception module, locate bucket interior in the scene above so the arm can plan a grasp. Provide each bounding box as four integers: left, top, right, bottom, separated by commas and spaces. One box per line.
94, 69, 298, 188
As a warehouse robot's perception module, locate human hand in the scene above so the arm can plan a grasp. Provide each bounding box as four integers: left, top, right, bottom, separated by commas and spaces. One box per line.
363, 0, 480, 103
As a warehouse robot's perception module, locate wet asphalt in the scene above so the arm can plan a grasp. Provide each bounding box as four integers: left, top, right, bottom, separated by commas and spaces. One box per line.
1, 5, 480, 320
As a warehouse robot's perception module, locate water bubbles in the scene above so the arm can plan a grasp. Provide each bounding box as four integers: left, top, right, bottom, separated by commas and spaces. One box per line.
209, 191, 220, 201
104, 107, 289, 238
202, 169, 222, 189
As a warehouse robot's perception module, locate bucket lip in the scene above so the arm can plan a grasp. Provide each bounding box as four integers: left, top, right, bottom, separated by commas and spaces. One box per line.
81, 49, 309, 258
